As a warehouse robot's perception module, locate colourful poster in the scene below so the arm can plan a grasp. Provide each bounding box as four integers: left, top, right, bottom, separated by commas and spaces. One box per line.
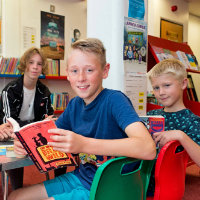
123, 17, 147, 73
40, 11, 65, 60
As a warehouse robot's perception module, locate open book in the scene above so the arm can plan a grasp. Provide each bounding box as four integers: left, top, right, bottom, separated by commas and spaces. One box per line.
7, 118, 77, 173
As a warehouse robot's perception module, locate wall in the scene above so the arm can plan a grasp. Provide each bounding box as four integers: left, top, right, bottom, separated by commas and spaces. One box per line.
1, 0, 87, 97
87, 0, 124, 91
188, 14, 200, 63
2, 0, 87, 75
148, 0, 189, 42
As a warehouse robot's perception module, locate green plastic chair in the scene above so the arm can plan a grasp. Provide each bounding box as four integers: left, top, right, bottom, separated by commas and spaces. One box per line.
89, 157, 145, 200
141, 158, 157, 200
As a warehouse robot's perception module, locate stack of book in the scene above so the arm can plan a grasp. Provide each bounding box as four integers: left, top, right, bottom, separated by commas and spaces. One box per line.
51, 92, 69, 111
0, 57, 20, 75
46, 59, 60, 76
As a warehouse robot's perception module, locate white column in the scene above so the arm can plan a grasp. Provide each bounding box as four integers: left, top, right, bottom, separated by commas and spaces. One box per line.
87, 0, 124, 91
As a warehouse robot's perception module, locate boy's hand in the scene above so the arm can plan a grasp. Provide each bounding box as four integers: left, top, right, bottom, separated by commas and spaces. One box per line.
14, 138, 27, 156
48, 128, 85, 154
0, 123, 14, 141
153, 130, 183, 148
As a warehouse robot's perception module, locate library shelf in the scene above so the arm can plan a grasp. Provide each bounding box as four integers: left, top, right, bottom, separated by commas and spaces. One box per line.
54, 110, 64, 115
0, 74, 45, 79
148, 35, 200, 117
45, 75, 67, 80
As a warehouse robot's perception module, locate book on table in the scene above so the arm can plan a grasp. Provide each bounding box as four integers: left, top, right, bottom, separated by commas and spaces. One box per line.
7, 118, 77, 173
0, 140, 14, 157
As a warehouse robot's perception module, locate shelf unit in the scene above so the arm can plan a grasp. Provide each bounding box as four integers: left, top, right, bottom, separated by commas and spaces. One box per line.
0, 74, 68, 80
148, 35, 200, 116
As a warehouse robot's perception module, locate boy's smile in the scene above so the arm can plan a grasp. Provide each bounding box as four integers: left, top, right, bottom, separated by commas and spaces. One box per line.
67, 49, 109, 105
151, 74, 187, 112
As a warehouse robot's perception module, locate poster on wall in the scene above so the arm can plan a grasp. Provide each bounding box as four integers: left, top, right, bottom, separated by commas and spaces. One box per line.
124, 72, 147, 116
40, 11, 65, 60
23, 26, 36, 50
123, 16, 147, 73
124, 0, 148, 22
71, 28, 81, 44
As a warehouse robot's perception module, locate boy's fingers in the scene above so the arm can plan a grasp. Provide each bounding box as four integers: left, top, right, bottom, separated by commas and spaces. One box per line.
48, 128, 68, 135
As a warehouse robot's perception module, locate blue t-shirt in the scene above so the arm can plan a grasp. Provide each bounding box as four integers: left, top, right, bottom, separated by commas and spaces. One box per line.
56, 89, 141, 190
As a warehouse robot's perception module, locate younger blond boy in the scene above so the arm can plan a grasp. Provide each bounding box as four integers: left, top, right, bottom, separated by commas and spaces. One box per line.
148, 58, 200, 166
147, 58, 200, 196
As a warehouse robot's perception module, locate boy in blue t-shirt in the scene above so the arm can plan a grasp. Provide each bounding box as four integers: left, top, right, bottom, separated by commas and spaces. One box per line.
147, 58, 200, 196
9, 38, 156, 200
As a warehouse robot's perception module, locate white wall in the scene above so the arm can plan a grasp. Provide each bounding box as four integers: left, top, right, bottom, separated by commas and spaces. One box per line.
188, 14, 200, 64
1, 0, 87, 97
148, 0, 189, 42
2, 0, 87, 75
87, 0, 125, 91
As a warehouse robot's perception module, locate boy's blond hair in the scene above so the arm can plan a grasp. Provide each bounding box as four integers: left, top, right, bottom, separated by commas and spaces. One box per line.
18, 47, 48, 75
148, 58, 187, 82
70, 38, 106, 68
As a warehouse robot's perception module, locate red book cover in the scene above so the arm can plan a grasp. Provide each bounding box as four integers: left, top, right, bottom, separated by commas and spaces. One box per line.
7, 118, 77, 173
140, 115, 165, 134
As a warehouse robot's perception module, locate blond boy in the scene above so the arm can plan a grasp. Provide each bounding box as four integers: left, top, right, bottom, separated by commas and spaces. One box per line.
148, 58, 200, 167
8, 38, 156, 200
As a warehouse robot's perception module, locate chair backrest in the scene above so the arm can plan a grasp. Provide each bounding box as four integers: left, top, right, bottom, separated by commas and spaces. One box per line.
89, 157, 144, 200
154, 140, 189, 200
141, 158, 157, 200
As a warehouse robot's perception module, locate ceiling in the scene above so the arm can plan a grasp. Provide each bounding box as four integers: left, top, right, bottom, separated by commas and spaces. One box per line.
188, 0, 200, 17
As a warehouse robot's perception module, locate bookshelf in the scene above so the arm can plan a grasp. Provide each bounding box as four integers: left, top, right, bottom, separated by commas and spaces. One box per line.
148, 35, 200, 117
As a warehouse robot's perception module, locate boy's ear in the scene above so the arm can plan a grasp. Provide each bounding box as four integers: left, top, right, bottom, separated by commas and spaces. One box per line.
102, 63, 110, 79
182, 78, 188, 90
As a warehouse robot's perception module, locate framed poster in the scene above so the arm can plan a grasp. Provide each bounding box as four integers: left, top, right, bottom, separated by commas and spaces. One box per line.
40, 11, 65, 60
160, 19, 183, 43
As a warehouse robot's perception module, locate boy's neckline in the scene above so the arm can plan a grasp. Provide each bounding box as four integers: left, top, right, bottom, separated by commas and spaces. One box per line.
163, 107, 187, 113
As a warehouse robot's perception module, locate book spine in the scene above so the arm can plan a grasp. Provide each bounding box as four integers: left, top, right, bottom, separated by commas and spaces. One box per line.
15, 132, 44, 172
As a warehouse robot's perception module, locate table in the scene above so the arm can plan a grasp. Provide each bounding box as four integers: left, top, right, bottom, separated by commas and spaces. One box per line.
0, 155, 33, 200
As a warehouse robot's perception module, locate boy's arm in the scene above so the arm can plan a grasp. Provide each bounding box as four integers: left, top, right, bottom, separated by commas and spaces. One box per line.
48, 121, 156, 160
153, 130, 200, 167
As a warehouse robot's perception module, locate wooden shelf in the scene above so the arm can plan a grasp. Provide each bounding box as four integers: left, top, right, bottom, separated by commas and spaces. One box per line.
54, 110, 64, 115
45, 75, 67, 80
0, 74, 66, 80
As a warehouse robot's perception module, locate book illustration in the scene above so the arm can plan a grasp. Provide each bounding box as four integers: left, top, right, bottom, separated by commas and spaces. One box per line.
185, 54, 199, 71
176, 50, 191, 69
140, 115, 165, 134
7, 118, 77, 173
151, 46, 176, 62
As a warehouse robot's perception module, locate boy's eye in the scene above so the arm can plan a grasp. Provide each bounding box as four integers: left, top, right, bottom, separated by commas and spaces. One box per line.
153, 86, 159, 91
87, 69, 93, 72
71, 69, 77, 73
164, 84, 170, 87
